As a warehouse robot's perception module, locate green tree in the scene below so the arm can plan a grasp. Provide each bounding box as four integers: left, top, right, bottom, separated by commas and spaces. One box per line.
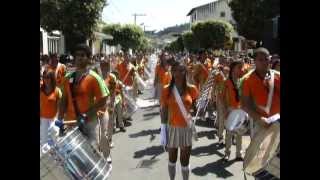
229, 0, 280, 41
102, 24, 145, 52
182, 31, 199, 53
40, 0, 107, 52
166, 36, 184, 53
191, 20, 234, 50
101, 23, 122, 46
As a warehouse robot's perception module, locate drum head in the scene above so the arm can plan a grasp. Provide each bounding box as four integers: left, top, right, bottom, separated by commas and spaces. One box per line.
225, 109, 248, 131
243, 122, 280, 175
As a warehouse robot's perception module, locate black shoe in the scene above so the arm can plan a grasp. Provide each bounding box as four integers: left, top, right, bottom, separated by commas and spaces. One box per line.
235, 156, 244, 161
120, 127, 126, 132
223, 155, 230, 162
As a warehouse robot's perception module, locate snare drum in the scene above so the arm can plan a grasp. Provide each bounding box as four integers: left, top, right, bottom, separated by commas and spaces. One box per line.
52, 127, 112, 180
225, 109, 249, 135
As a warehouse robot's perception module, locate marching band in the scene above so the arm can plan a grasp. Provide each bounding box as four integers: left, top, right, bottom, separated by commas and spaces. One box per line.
40, 45, 280, 180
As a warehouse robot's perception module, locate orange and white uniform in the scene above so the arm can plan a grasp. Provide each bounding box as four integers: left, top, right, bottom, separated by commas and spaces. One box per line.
40, 87, 62, 146
224, 79, 243, 157
117, 62, 135, 86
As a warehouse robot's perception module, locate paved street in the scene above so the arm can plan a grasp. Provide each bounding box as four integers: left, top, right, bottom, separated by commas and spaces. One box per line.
109, 55, 254, 180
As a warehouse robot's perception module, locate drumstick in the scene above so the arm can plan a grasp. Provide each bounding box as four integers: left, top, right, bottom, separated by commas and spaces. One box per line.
63, 120, 77, 125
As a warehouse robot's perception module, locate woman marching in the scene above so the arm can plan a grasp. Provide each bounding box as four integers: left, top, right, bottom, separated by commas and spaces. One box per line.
222, 60, 245, 161
160, 60, 199, 180
40, 69, 62, 150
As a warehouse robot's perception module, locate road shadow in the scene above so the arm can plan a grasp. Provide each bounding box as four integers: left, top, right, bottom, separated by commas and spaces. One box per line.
143, 112, 160, 117
192, 158, 237, 178
197, 130, 217, 140
133, 145, 165, 159
129, 128, 160, 142
191, 142, 224, 157
142, 112, 160, 121
142, 106, 160, 112
195, 119, 215, 128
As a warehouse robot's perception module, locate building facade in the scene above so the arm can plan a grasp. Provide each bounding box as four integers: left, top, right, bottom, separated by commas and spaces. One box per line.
40, 27, 65, 55
187, 0, 246, 52
187, 0, 235, 26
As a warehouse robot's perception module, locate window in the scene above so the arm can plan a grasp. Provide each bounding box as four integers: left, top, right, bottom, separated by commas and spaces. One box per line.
220, 11, 225, 17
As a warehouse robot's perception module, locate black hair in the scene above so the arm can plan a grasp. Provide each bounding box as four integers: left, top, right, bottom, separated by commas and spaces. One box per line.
167, 61, 187, 98
228, 61, 243, 102
41, 69, 56, 95
72, 44, 92, 58
271, 60, 280, 69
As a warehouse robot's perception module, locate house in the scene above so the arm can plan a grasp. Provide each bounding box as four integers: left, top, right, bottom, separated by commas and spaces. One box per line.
187, 0, 245, 52
187, 0, 235, 27
40, 27, 65, 55
90, 32, 113, 55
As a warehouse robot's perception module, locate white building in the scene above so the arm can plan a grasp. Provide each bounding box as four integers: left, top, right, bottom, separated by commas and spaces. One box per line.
187, 0, 245, 52
187, 0, 235, 26
40, 27, 65, 55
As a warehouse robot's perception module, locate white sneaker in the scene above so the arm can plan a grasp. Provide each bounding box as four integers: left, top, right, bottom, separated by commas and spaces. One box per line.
110, 142, 114, 148
107, 155, 112, 164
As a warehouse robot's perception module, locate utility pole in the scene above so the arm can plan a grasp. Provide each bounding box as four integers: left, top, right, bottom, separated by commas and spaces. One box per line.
132, 13, 146, 25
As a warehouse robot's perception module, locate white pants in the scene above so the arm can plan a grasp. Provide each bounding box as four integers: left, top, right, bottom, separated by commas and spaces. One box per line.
40, 117, 55, 147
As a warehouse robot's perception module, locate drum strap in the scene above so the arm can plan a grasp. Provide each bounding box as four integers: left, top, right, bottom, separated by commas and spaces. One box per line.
257, 70, 275, 115
122, 63, 134, 84
69, 71, 88, 119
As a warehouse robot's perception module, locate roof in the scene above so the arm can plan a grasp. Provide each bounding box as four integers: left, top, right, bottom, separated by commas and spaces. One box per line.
94, 32, 113, 40
187, 0, 218, 16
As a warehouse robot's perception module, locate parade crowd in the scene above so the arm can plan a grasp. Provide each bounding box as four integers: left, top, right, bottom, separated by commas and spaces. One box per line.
40, 44, 280, 180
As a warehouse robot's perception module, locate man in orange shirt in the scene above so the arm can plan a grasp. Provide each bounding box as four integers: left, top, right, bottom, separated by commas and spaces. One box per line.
58, 44, 111, 159
47, 53, 67, 88
240, 47, 280, 136
117, 54, 135, 87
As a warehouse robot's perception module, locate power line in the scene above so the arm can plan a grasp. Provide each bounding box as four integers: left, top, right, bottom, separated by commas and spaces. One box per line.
132, 13, 146, 25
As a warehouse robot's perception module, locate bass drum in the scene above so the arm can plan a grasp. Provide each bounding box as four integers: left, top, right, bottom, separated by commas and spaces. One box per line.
225, 109, 249, 135
243, 121, 280, 178
53, 127, 112, 180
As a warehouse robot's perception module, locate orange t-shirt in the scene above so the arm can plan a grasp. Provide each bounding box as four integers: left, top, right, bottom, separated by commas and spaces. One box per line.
40, 87, 62, 119
225, 79, 240, 109
155, 64, 171, 86
241, 70, 280, 117
193, 64, 209, 90
117, 62, 134, 86
214, 71, 226, 98
63, 73, 108, 121
161, 85, 199, 127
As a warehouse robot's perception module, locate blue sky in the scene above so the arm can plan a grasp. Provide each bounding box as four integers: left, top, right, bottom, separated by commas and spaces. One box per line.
102, 0, 216, 31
